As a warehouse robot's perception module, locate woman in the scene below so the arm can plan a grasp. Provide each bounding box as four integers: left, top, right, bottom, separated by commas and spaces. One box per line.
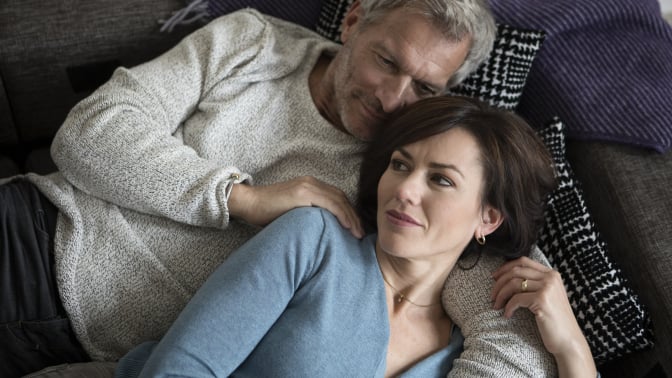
115, 96, 596, 377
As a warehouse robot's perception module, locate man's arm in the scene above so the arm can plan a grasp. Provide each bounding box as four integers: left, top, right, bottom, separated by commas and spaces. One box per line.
51, 9, 363, 236
51, 11, 265, 228
444, 249, 558, 377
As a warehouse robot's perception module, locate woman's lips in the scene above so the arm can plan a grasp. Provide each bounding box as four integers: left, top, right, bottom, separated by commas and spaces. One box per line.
386, 210, 422, 227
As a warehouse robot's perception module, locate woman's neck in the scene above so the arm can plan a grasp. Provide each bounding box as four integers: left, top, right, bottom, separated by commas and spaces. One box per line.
375, 248, 454, 312
377, 247, 455, 377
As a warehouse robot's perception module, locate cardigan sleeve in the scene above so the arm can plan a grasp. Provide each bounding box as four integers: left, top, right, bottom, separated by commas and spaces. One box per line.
443, 248, 558, 377
118, 207, 329, 377
50, 10, 275, 229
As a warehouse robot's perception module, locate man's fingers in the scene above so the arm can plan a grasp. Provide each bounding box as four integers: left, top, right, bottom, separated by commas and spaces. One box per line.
308, 189, 364, 239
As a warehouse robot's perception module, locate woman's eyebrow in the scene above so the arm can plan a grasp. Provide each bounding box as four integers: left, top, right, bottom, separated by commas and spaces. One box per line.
429, 162, 464, 179
397, 147, 465, 178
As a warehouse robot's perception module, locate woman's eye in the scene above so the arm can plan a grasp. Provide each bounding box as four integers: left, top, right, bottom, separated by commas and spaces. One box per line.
432, 174, 454, 187
390, 159, 408, 171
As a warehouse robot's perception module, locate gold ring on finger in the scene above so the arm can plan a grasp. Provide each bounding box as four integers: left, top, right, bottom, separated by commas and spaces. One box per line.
521, 278, 528, 292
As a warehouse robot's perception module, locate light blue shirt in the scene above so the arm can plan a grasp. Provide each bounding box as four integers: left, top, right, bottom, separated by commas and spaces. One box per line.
116, 208, 463, 377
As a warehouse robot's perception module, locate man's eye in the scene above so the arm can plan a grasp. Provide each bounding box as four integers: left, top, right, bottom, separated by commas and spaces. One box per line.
416, 83, 436, 96
377, 54, 395, 68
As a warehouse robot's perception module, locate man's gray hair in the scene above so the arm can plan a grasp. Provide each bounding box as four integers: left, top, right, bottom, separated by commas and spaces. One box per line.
359, 0, 496, 88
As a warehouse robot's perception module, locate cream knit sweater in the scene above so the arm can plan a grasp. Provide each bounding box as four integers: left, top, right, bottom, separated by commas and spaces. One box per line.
29, 9, 362, 361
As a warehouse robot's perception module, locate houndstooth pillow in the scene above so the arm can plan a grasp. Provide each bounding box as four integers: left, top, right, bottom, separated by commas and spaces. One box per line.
536, 118, 654, 363
315, 0, 545, 110
447, 25, 544, 110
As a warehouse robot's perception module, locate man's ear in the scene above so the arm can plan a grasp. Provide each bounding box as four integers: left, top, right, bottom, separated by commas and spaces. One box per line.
340, 0, 363, 43
480, 206, 504, 237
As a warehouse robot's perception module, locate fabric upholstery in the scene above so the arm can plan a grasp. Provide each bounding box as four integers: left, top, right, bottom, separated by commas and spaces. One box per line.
567, 139, 672, 375
489, 0, 672, 152
0, 156, 20, 179
207, 0, 322, 29
0, 0, 197, 144
0, 74, 17, 145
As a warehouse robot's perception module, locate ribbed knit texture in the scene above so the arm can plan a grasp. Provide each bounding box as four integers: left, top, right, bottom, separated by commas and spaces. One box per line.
25, 9, 363, 361
488, 0, 672, 152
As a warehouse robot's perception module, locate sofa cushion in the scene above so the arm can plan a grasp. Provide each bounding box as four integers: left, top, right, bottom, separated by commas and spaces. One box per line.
0, 74, 17, 145
566, 139, 672, 375
316, 0, 544, 111
0, 156, 20, 179
537, 118, 654, 363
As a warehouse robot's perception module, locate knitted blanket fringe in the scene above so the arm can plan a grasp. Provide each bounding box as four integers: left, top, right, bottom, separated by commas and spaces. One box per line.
159, 0, 209, 33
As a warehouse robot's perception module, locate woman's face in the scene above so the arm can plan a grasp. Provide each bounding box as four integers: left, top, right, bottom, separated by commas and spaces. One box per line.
376, 127, 489, 262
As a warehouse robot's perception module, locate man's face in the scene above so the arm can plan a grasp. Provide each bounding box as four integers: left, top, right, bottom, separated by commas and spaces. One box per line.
330, 5, 471, 141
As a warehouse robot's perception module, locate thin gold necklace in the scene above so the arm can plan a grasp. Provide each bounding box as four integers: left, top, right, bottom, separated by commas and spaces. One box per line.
380, 271, 441, 308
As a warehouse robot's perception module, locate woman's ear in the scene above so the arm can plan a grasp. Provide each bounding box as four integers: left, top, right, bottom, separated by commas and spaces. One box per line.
479, 206, 504, 237
340, 0, 363, 43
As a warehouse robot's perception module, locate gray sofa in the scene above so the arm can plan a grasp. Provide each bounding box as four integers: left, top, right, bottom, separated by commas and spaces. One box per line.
1, 1, 670, 377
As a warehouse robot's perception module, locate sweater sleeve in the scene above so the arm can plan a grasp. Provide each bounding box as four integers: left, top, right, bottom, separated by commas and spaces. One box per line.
50, 10, 273, 228
124, 207, 328, 377
444, 248, 558, 377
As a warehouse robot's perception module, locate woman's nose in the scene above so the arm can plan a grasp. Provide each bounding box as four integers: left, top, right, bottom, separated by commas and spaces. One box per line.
395, 174, 422, 205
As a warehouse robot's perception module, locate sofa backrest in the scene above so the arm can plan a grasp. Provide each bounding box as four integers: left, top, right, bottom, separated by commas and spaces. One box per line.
0, 0, 200, 147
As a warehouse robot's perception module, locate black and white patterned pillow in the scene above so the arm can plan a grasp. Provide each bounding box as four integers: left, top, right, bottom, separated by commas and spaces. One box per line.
315, 0, 545, 110
448, 25, 544, 110
536, 118, 654, 363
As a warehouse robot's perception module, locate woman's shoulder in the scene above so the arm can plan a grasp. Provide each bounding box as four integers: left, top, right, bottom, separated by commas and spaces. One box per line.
273, 207, 347, 238
270, 207, 372, 257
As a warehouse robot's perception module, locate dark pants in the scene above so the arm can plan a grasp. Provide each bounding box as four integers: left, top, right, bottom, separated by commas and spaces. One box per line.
0, 179, 89, 377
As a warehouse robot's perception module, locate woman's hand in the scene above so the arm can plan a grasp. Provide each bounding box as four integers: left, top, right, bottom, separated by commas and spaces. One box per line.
491, 256, 597, 378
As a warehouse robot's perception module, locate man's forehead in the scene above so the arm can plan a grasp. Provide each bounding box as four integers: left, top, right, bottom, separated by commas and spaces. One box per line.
365, 20, 468, 88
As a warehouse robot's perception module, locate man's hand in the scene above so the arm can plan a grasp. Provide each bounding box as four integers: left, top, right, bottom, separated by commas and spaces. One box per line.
491, 256, 597, 378
227, 176, 364, 239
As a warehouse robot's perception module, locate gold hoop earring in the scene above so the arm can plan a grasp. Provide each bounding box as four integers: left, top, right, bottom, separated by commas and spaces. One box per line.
476, 234, 486, 245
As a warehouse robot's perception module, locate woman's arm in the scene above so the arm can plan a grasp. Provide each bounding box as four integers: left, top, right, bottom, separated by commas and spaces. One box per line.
126, 208, 328, 376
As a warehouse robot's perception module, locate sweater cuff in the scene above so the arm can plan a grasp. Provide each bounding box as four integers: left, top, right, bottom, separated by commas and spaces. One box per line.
222, 171, 252, 226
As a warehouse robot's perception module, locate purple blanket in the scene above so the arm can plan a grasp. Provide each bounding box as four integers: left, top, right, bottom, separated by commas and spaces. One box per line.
489, 0, 672, 152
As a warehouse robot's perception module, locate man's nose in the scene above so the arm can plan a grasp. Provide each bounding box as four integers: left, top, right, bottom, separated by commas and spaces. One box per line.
376, 76, 414, 113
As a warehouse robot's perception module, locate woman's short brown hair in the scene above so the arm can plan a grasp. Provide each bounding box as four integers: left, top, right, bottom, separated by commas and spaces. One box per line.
357, 96, 557, 259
